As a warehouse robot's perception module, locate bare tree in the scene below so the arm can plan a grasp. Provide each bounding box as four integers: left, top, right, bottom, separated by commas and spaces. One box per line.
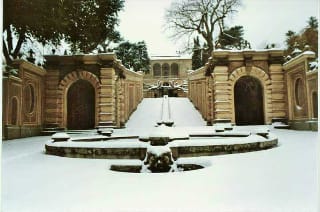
165, 0, 241, 56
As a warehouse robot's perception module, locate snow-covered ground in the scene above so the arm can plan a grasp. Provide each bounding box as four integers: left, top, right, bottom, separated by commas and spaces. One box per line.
2, 98, 319, 212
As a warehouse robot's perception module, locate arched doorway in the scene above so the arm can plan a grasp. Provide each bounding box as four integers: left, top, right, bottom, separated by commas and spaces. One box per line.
234, 76, 264, 125
67, 80, 95, 130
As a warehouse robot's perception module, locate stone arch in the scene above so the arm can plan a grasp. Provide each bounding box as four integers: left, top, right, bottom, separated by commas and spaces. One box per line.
162, 63, 170, 77
58, 71, 100, 128
171, 63, 179, 76
153, 63, 161, 76
229, 66, 272, 124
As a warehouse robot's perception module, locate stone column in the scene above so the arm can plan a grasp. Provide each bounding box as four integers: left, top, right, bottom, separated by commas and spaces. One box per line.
212, 66, 232, 123
99, 68, 116, 128
269, 64, 287, 122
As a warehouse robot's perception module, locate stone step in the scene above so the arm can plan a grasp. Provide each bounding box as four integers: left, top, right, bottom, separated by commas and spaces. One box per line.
274, 125, 290, 129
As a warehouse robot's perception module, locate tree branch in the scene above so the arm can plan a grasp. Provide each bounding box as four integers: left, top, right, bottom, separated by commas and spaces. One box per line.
3, 40, 12, 64
12, 33, 26, 59
6, 26, 13, 54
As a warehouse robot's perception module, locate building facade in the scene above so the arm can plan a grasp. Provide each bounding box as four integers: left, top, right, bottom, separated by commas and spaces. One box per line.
3, 54, 143, 139
2, 49, 318, 140
143, 56, 191, 97
188, 48, 318, 130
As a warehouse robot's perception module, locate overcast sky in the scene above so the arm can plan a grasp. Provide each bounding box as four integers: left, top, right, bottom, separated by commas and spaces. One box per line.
118, 0, 319, 56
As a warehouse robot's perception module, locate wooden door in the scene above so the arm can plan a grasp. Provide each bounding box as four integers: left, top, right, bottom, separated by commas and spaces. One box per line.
67, 80, 95, 130
234, 76, 264, 125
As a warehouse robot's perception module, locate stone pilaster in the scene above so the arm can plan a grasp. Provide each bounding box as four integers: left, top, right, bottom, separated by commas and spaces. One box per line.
118, 79, 125, 127
44, 70, 61, 128
269, 64, 287, 121
206, 77, 213, 125
212, 66, 232, 122
98, 68, 116, 127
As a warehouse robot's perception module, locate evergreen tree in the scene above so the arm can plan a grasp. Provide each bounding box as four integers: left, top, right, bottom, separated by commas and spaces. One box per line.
115, 41, 150, 72
192, 37, 203, 70
3, 0, 124, 64
285, 17, 318, 56
217, 25, 251, 50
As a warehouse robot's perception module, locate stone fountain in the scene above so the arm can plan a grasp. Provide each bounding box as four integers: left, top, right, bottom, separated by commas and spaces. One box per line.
45, 95, 278, 173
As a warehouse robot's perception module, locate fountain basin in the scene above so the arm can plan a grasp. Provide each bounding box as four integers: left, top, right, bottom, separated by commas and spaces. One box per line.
110, 163, 205, 173
45, 134, 278, 159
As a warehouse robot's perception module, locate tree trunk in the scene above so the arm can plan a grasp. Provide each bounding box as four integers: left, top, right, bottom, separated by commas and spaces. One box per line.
12, 33, 25, 59
2, 40, 12, 65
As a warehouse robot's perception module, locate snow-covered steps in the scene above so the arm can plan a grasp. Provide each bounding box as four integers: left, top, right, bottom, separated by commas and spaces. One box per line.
273, 122, 291, 129
157, 95, 174, 126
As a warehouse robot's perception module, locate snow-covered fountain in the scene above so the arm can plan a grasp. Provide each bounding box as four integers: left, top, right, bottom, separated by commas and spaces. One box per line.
45, 95, 278, 173
141, 145, 178, 173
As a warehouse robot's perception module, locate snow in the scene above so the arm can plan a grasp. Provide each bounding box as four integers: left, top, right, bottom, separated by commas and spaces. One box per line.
146, 125, 189, 140
309, 60, 318, 71
2, 98, 319, 212
302, 50, 315, 55
169, 134, 272, 147
146, 145, 171, 156
46, 140, 148, 148
51, 132, 70, 140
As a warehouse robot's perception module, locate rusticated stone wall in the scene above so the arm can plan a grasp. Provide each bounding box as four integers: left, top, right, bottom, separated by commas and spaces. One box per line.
44, 54, 143, 130
3, 54, 143, 139
188, 49, 287, 125
188, 49, 318, 130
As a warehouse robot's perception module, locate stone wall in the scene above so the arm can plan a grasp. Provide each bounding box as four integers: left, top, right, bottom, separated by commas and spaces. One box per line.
188, 49, 318, 130
2, 60, 46, 139
188, 66, 213, 124
283, 51, 318, 130
3, 54, 143, 139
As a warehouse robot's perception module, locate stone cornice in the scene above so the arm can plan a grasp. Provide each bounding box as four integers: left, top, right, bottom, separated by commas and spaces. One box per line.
44, 53, 117, 66
211, 49, 284, 63
283, 51, 316, 71
12, 59, 47, 76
